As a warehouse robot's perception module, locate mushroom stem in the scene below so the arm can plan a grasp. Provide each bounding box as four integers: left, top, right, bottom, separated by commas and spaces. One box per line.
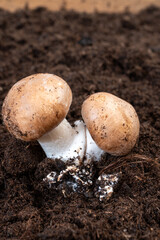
38, 119, 86, 165
84, 128, 105, 164
38, 119, 104, 164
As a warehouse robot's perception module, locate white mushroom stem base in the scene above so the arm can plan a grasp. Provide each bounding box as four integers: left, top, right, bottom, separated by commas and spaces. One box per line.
38, 119, 104, 165
85, 128, 104, 163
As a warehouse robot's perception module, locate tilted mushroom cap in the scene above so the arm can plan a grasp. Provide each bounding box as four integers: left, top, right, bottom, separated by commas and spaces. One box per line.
2, 73, 72, 141
81, 92, 140, 156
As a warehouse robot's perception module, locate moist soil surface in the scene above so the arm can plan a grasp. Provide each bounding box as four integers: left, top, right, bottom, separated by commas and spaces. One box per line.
0, 6, 160, 240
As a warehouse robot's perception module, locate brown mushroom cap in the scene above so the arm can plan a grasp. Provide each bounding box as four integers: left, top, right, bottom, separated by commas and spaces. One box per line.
81, 92, 140, 156
2, 73, 72, 141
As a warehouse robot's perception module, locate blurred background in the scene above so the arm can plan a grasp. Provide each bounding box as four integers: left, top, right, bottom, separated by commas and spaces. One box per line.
0, 0, 160, 12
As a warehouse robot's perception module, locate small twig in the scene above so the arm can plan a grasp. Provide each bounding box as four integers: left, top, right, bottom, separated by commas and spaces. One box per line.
25, 144, 30, 149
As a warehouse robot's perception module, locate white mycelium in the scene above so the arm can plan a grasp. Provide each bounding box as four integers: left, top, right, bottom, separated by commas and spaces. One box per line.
94, 172, 122, 201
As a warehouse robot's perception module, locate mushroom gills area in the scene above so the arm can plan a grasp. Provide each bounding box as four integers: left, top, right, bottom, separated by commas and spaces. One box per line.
38, 119, 104, 164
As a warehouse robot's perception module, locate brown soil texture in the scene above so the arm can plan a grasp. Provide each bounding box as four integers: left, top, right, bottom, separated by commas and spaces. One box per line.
0, 6, 160, 240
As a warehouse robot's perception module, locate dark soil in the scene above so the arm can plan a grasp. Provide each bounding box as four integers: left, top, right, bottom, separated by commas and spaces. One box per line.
0, 6, 160, 240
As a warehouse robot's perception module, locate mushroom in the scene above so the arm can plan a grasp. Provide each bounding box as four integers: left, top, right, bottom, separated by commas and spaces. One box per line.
2, 73, 86, 164
81, 92, 140, 160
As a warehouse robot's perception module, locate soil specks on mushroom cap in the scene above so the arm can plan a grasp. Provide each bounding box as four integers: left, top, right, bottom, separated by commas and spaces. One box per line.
82, 92, 140, 155
2, 74, 72, 141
